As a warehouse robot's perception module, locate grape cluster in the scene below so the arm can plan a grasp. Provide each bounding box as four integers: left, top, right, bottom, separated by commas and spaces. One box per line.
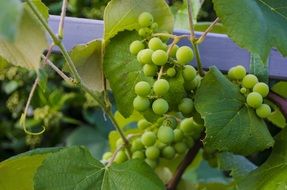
102, 116, 203, 168
228, 65, 272, 118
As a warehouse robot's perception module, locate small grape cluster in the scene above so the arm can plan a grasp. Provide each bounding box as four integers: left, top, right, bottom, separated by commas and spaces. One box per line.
102, 116, 203, 168
228, 65, 271, 118
130, 12, 198, 116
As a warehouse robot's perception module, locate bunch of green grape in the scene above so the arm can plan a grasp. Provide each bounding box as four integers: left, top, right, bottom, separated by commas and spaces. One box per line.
102, 116, 203, 168
228, 65, 272, 118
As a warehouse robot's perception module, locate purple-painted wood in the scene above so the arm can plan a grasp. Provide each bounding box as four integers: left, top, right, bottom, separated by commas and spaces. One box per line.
48, 15, 287, 80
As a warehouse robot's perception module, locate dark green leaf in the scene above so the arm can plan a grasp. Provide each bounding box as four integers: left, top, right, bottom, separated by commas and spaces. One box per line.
38, 69, 48, 92
213, 0, 287, 61
265, 99, 286, 129
250, 53, 269, 83
34, 146, 165, 190
272, 81, 287, 99
194, 67, 274, 155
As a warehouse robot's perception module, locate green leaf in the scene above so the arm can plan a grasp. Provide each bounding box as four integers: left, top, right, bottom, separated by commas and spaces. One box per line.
0, 148, 60, 190
0, 2, 48, 70
114, 111, 142, 128
34, 146, 165, 190
104, 31, 154, 117
0, 0, 22, 41
272, 81, 287, 99
38, 68, 48, 92
250, 53, 269, 83
239, 128, 287, 190
104, 0, 173, 41
265, 99, 286, 129
213, 0, 287, 61
194, 67, 274, 155
218, 152, 257, 181
68, 40, 104, 92
194, 22, 226, 34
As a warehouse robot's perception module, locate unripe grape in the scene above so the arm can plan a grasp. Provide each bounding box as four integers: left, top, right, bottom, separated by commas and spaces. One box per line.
102, 152, 113, 161
179, 117, 195, 134
183, 65, 197, 81
174, 129, 184, 142
256, 104, 271, 118
174, 142, 188, 154
145, 146, 160, 160
131, 138, 145, 151
151, 22, 158, 31
240, 87, 247, 94
153, 79, 170, 96
155, 140, 167, 150
148, 37, 165, 51
137, 49, 153, 65
135, 81, 151, 97
157, 126, 174, 144
163, 117, 177, 129
161, 146, 176, 159
184, 137, 195, 148
133, 96, 150, 112
145, 158, 157, 168
178, 98, 194, 115
141, 131, 156, 146
116, 138, 124, 147
129, 40, 145, 55
167, 67, 176, 77
176, 46, 194, 65
114, 150, 127, 163
138, 12, 154, 27
132, 151, 145, 159
143, 64, 158, 77
233, 65, 246, 80
152, 98, 169, 115
242, 74, 258, 89
152, 50, 168, 66
253, 82, 269, 97
138, 27, 153, 37
138, 119, 152, 130
227, 67, 236, 80
169, 44, 179, 58
246, 92, 263, 108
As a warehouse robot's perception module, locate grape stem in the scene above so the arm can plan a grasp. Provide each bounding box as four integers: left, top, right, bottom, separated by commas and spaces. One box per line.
268, 92, 287, 119
166, 133, 203, 190
187, 0, 195, 40
196, 17, 220, 44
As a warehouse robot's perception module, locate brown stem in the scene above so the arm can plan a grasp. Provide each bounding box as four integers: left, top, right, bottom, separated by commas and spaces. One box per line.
166, 136, 203, 190
268, 91, 287, 119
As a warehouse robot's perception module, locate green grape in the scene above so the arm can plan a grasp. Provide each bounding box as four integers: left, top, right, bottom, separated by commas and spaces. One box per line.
173, 129, 184, 142
184, 75, 201, 91
141, 131, 156, 146
157, 126, 174, 144
138, 119, 152, 130
178, 98, 194, 115
227, 67, 236, 80
233, 65, 246, 80
152, 50, 168, 66
114, 150, 127, 164
143, 64, 158, 77
183, 65, 197, 81
246, 92, 263, 108
256, 104, 271, 118
151, 22, 158, 32
242, 74, 258, 89
174, 142, 188, 154
152, 98, 169, 115
138, 12, 154, 27
159, 31, 170, 42
166, 67, 176, 77
169, 44, 179, 58
153, 79, 170, 96
145, 146, 160, 160
240, 87, 247, 94
145, 158, 157, 168
116, 138, 124, 147
184, 137, 195, 148
102, 152, 113, 161
179, 117, 194, 134
133, 96, 150, 112
129, 40, 145, 55
155, 140, 167, 150
138, 27, 153, 37
134, 81, 151, 97
161, 146, 176, 159
131, 138, 145, 151
253, 82, 269, 97
132, 151, 145, 159
148, 37, 165, 51
176, 46, 194, 65
163, 117, 177, 129
137, 49, 153, 65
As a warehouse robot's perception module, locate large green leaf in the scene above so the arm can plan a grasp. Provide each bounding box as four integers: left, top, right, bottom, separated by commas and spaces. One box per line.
0, 0, 22, 41
104, 0, 173, 41
194, 67, 274, 155
250, 53, 269, 84
0, 2, 48, 70
0, 148, 60, 190
104, 31, 154, 117
272, 81, 287, 99
238, 128, 287, 190
213, 0, 287, 61
34, 146, 165, 190
68, 40, 104, 92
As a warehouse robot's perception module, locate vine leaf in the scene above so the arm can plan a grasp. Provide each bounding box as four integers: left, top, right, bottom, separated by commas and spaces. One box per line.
238, 128, 287, 189
194, 67, 274, 155
272, 81, 287, 99
213, 0, 287, 61
68, 40, 104, 92
250, 53, 269, 84
104, 0, 174, 42
34, 146, 165, 190
0, 148, 61, 190
0, 1, 48, 70
0, 0, 22, 41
